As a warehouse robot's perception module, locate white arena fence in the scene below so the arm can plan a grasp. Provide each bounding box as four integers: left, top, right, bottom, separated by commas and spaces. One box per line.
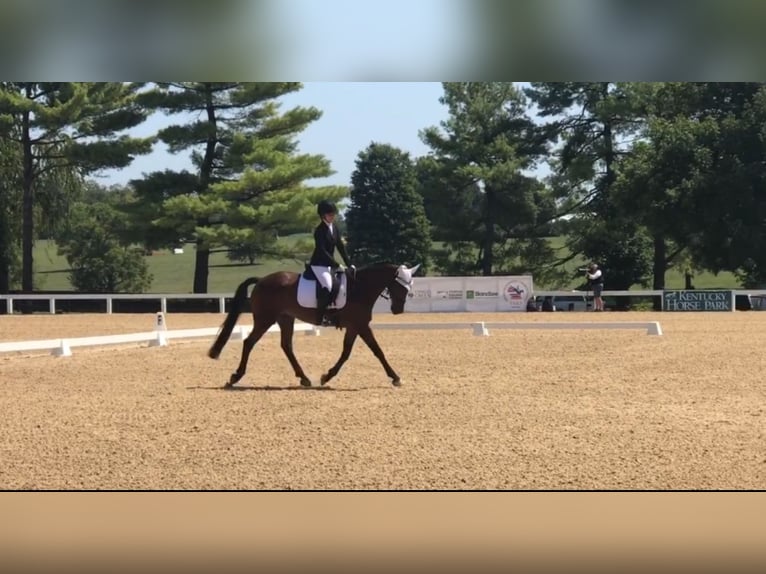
1, 273, 763, 315
0, 317, 318, 357
2, 276, 528, 314
0, 313, 663, 358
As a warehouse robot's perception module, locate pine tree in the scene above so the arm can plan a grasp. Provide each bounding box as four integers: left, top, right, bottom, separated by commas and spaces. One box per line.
134, 83, 346, 293
0, 82, 152, 292
346, 143, 431, 271
0, 133, 21, 293
526, 82, 652, 292
419, 82, 552, 277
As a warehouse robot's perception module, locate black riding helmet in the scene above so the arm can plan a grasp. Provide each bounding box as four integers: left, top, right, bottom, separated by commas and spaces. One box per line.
317, 200, 337, 217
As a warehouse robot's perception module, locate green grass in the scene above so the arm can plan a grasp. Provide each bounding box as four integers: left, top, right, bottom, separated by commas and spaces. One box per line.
33, 239, 306, 293
32, 235, 742, 293
432, 236, 741, 290
544, 235, 740, 290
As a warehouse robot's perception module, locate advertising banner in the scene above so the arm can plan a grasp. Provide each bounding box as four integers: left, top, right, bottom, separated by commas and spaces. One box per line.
430, 279, 466, 312
405, 280, 434, 313
662, 290, 734, 312
497, 277, 534, 312
464, 278, 502, 312
372, 275, 534, 314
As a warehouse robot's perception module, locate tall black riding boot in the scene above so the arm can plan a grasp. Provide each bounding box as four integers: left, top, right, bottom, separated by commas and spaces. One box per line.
316, 287, 332, 326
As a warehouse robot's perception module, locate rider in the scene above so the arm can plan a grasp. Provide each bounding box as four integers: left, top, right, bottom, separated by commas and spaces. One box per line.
309, 200, 352, 326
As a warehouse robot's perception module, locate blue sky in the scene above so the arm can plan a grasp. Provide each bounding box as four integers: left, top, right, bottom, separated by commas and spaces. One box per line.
262, 0, 477, 80
98, 82, 452, 188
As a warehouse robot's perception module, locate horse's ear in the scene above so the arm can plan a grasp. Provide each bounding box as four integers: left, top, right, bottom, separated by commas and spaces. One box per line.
409, 263, 421, 275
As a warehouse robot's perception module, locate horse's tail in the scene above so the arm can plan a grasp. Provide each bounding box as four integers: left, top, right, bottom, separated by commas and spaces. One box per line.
208, 277, 259, 359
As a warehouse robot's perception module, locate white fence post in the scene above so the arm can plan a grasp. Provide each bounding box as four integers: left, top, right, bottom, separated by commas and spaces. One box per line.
161, 298, 168, 315
473, 322, 489, 336
8, 297, 13, 314
52, 339, 72, 357
106, 298, 113, 314
219, 297, 226, 314
49, 298, 56, 314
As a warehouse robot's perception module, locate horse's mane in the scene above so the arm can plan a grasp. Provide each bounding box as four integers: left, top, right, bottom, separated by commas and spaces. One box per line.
359, 261, 397, 271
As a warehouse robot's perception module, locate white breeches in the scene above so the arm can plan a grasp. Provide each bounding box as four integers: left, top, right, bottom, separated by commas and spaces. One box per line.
311, 266, 333, 291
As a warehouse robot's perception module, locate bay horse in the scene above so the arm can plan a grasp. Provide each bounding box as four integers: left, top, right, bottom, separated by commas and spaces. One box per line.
208, 262, 419, 388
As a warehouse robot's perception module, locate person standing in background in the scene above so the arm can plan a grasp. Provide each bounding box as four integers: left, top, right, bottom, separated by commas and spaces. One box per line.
586, 262, 604, 311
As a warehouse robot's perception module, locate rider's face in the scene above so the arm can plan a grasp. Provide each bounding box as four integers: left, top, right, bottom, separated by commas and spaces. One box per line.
323, 213, 336, 224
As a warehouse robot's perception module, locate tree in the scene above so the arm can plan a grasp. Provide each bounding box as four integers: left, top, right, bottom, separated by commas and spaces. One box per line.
56, 201, 152, 293
135, 82, 346, 293
0, 82, 152, 292
419, 82, 553, 277
526, 82, 652, 292
345, 143, 431, 271
613, 82, 766, 288
650, 83, 766, 287
0, 130, 21, 293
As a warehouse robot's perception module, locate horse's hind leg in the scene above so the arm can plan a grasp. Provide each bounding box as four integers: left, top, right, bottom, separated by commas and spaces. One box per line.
276, 315, 312, 387
227, 317, 275, 387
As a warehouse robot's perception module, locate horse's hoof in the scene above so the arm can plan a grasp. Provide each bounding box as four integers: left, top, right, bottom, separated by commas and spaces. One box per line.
320, 373, 330, 386
300, 377, 312, 387
391, 378, 401, 387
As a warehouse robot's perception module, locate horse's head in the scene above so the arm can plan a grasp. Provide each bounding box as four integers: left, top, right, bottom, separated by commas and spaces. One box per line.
386, 263, 420, 314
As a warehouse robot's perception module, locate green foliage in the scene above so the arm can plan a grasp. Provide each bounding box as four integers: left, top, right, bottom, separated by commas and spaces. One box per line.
419, 82, 553, 276
346, 143, 431, 271
56, 202, 152, 293
132, 82, 347, 292
0, 133, 21, 291
526, 82, 653, 289
0, 82, 152, 291
615, 82, 766, 287
568, 216, 652, 292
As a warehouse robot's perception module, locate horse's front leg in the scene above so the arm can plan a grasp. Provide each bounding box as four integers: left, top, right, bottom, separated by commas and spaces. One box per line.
358, 325, 401, 387
320, 328, 358, 386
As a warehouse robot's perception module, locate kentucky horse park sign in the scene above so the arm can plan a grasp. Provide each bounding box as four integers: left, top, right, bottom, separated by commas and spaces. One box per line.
662, 290, 735, 312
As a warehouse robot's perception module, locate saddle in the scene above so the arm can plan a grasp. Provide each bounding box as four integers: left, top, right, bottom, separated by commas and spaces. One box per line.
298, 264, 353, 309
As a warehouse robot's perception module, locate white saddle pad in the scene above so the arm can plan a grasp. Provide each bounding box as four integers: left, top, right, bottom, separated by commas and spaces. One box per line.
297, 272, 348, 309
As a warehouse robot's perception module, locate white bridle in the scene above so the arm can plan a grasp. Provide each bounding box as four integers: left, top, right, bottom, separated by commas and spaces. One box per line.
394, 264, 420, 292
380, 264, 420, 301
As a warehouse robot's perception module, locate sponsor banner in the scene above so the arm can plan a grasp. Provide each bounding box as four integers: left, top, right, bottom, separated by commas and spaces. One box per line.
662, 290, 734, 312
405, 282, 433, 313
430, 280, 465, 312
371, 276, 534, 313
465, 278, 501, 312
498, 277, 533, 312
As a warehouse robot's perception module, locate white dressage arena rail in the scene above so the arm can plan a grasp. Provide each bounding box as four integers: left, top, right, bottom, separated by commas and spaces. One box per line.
0, 317, 662, 357
371, 321, 663, 336
0, 319, 320, 357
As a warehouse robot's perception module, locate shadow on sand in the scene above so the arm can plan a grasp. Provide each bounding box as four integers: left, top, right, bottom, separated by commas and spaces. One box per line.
187, 384, 359, 392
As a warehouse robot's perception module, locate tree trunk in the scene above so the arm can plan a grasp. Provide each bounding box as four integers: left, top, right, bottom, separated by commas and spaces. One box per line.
0, 237, 9, 295
652, 233, 666, 290
0, 184, 10, 293
21, 105, 34, 293
684, 272, 694, 290
191, 83, 218, 294
481, 187, 494, 276
652, 233, 666, 311
193, 238, 210, 294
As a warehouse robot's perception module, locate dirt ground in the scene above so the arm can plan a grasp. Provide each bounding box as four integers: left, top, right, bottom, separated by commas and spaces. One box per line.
1, 311, 764, 490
